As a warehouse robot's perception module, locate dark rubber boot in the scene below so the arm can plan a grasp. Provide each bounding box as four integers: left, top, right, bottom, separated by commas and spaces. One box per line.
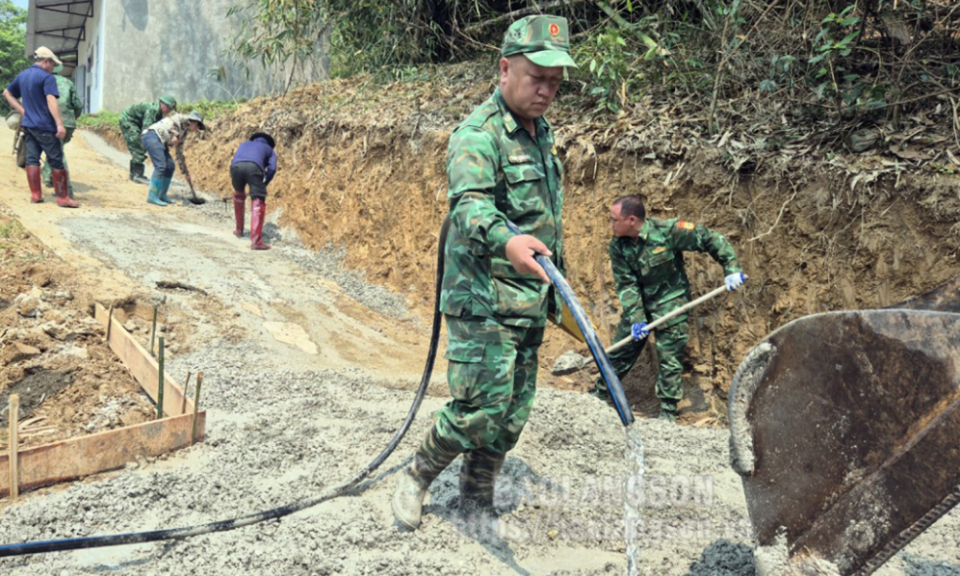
459, 447, 505, 516
53, 169, 79, 208
458, 448, 517, 541
233, 190, 246, 237
130, 162, 150, 184
392, 427, 462, 530
250, 198, 271, 250
26, 166, 43, 203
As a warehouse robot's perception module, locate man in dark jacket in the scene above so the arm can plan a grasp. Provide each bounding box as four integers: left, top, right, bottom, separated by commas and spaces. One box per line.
2, 46, 77, 208
230, 132, 277, 250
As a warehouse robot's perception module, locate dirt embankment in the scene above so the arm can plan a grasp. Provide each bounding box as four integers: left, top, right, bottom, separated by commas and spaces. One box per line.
172, 68, 960, 420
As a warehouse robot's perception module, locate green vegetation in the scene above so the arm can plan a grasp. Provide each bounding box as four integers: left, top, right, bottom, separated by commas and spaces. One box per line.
225, 0, 960, 136
0, 0, 29, 114
227, 0, 328, 93
184, 99, 246, 120
0, 217, 24, 239
77, 100, 245, 138
0, 217, 27, 254
76, 110, 121, 132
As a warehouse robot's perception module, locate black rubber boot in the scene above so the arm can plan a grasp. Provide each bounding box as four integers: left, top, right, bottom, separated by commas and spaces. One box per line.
459, 447, 505, 516
130, 161, 150, 184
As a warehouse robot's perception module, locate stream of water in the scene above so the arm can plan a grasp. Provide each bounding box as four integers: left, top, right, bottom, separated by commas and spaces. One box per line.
624, 422, 645, 576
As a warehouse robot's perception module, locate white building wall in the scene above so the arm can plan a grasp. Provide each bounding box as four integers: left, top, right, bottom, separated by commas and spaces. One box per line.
98, 0, 326, 112
72, 0, 107, 113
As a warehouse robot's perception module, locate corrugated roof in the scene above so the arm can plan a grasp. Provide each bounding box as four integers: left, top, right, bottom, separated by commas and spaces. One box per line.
25, 0, 94, 74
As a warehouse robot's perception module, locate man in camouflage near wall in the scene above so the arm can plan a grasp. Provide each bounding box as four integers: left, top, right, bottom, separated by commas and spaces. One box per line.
592, 195, 745, 423
41, 64, 84, 198
118, 94, 176, 184
392, 15, 577, 534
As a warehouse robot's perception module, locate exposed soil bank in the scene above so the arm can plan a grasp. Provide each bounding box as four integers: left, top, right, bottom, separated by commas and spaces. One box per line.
175, 71, 960, 421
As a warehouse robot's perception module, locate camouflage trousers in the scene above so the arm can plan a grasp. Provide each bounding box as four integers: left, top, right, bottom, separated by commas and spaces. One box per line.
595, 315, 689, 414
119, 119, 147, 164
41, 128, 74, 192
434, 314, 545, 456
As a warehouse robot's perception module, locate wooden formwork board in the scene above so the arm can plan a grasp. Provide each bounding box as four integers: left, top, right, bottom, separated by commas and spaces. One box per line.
94, 302, 194, 417
0, 303, 207, 498
0, 412, 206, 497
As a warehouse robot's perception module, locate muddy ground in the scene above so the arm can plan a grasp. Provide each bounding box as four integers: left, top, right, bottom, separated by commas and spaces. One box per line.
0, 118, 958, 575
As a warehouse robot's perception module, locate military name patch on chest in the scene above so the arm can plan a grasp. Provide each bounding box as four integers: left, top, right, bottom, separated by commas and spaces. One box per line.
508, 153, 533, 164
651, 246, 667, 254
677, 221, 696, 230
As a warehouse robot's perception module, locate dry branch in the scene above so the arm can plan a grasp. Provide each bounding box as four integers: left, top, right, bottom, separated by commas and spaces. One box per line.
462, 0, 587, 34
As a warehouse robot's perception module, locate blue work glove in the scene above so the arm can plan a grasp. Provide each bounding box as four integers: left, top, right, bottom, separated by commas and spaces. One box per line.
631, 322, 650, 341
725, 272, 745, 291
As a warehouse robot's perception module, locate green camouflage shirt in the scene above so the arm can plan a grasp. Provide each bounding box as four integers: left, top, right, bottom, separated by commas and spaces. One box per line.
53, 75, 83, 128
441, 88, 565, 328
610, 217, 741, 328
119, 100, 163, 130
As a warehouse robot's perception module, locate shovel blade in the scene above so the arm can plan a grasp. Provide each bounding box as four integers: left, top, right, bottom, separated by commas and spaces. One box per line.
729, 309, 960, 575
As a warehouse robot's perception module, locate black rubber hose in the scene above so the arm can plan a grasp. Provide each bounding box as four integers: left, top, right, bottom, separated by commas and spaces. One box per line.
0, 217, 452, 559
503, 221, 634, 427
537, 257, 634, 426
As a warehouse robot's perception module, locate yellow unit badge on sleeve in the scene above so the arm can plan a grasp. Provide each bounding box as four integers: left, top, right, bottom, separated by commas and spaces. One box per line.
677, 221, 696, 230
652, 247, 667, 254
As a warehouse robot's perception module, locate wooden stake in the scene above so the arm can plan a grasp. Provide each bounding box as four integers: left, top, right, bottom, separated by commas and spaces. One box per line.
191, 372, 203, 445
8, 394, 19, 500
180, 372, 192, 416
156, 337, 165, 420
150, 305, 158, 356
106, 303, 115, 342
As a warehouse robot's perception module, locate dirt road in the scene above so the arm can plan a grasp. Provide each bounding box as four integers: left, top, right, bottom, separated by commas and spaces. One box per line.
0, 129, 957, 575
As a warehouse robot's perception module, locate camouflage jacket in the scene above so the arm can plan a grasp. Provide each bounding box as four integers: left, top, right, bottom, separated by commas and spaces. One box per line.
119, 101, 163, 130
144, 113, 191, 177
54, 75, 83, 128
610, 217, 741, 328
441, 88, 565, 328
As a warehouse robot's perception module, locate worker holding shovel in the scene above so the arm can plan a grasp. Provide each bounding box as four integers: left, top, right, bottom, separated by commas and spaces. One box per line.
591, 195, 745, 423
140, 110, 205, 206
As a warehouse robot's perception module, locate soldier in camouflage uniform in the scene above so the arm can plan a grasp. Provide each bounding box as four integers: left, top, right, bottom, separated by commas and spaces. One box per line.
118, 94, 176, 184
41, 64, 84, 198
392, 15, 577, 533
592, 195, 745, 422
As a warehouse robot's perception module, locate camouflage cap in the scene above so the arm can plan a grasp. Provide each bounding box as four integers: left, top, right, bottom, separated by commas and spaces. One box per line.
159, 94, 178, 109
501, 15, 577, 69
